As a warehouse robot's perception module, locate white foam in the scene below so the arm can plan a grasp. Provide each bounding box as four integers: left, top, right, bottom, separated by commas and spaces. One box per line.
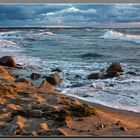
0, 39, 21, 53
0, 31, 17, 35
101, 30, 140, 44
43, 31, 54, 35
0, 31, 22, 39
25, 35, 36, 41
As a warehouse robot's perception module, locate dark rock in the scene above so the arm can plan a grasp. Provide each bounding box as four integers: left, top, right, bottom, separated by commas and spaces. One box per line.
97, 124, 105, 129
120, 126, 127, 131
14, 75, 20, 78
87, 72, 105, 80
15, 78, 32, 85
30, 73, 41, 80
0, 56, 16, 67
105, 70, 120, 78
76, 118, 83, 121
106, 62, 123, 72
116, 121, 121, 125
45, 74, 62, 85
51, 68, 62, 73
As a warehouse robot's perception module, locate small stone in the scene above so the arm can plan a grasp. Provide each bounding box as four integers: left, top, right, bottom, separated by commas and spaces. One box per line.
116, 121, 121, 125
76, 118, 83, 121
120, 126, 127, 131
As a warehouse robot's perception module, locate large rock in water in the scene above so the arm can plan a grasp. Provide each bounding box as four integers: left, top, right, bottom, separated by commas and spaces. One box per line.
105, 70, 120, 78
0, 56, 16, 67
106, 62, 123, 72
45, 74, 62, 85
87, 72, 105, 80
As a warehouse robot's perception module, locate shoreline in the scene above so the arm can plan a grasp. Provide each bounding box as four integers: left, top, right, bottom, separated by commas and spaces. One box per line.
0, 57, 140, 136
60, 93, 140, 114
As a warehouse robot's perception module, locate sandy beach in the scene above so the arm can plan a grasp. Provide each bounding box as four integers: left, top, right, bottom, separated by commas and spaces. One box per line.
0, 57, 140, 137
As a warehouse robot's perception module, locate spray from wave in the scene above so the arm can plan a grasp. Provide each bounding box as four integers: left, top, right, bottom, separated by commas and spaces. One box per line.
101, 30, 140, 44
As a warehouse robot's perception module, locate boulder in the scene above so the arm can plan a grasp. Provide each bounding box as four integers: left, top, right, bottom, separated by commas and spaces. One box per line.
45, 74, 62, 85
51, 68, 62, 73
0, 66, 9, 75
106, 62, 123, 72
15, 78, 32, 85
105, 70, 120, 78
39, 80, 54, 92
87, 72, 105, 80
0, 56, 16, 67
30, 73, 41, 80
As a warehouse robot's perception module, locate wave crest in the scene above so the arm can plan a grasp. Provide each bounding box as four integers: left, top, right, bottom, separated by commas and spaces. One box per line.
101, 30, 140, 44
0, 39, 20, 52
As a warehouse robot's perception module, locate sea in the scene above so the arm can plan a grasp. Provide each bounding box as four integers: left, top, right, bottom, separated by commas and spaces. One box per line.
0, 27, 140, 113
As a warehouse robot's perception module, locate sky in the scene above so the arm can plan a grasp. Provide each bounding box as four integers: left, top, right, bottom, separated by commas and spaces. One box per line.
0, 4, 140, 27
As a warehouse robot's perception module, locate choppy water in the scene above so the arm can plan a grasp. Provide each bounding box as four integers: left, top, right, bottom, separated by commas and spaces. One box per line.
0, 28, 140, 112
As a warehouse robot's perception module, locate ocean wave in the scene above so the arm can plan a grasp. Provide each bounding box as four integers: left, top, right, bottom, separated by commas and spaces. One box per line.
0, 31, 17, 35
0, 39, 21, 52
0, 31, 22, 39
43, 31, 54, 35
101, 30, 140, 44
25, 31, 55, 40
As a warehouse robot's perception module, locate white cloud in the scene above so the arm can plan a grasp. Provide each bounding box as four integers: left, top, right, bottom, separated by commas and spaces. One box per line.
42, 12, 55, 16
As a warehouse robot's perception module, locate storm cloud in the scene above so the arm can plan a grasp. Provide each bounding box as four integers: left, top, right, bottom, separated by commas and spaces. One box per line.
0, 4, 140, 27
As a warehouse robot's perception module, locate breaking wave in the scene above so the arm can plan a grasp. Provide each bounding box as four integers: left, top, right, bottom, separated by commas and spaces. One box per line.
101, 30, 140, 44
0, 39, 21, 53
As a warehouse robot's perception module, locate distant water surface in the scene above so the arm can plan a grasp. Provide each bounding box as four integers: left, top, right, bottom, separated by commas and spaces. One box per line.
0, 28, 140, 112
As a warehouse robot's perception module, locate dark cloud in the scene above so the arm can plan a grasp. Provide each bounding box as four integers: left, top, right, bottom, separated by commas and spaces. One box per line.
0, 4, 140, 26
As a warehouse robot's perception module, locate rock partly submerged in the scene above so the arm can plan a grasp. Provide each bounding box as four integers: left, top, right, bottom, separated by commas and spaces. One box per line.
106, 62, 124, 72
87, 72, 105, 80
87, 62, 123, 80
